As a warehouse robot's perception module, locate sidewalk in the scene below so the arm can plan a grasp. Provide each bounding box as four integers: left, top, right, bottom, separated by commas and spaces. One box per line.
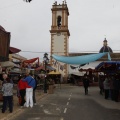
0, 89, 47, 120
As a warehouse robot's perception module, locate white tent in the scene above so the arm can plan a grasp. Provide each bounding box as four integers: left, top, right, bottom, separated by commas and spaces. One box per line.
80, 61, 102, 70
69, 61, 102, 76
71, 72, 85, 76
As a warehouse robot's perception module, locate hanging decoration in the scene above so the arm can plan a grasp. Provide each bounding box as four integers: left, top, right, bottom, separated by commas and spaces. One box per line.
23, 57, 39, 66
52, 60, 66, 71
52, 52, 111, 65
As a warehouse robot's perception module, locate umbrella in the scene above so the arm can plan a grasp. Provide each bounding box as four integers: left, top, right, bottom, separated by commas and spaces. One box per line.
9, 47, 21, 54
0, 61, 18, 68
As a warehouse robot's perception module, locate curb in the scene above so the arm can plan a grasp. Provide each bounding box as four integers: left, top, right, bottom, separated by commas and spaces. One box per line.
0, 93, 48, 120
1, 108, 23, 120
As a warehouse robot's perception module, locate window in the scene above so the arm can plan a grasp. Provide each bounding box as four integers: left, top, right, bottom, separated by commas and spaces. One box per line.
57, 16, 61, 29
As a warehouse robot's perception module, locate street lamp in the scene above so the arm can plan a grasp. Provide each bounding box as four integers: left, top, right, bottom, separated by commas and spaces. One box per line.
43, 53, 49, 93
43, 53, 49, 73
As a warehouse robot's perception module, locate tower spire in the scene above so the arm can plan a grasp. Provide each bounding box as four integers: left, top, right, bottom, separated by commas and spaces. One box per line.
103, 38, 107, 46
65, 0, 67, 4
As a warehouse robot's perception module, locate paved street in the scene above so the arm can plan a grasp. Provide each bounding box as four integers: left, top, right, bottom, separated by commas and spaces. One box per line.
10, 85, 120, 120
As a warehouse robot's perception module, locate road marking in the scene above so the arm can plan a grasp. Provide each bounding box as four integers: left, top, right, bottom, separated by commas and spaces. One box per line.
56, 107, 61, 111
44, 109, 52, 114
40, 105, 44, 107
64, 108, 67, 113
50, 103, 56, 105
70, 94, 71, 97
34, 118, 41, 120
67, 102, 69, 105
60, 117, 64, 120
68, 98, 71, 100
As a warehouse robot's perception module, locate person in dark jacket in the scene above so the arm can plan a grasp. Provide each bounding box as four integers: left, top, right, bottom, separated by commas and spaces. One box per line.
113, 75, 120, 102
43, 75, 49, 93
83, 75, 90, 95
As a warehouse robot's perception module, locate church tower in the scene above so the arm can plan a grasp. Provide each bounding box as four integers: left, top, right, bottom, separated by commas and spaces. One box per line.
50, 0, 70, 80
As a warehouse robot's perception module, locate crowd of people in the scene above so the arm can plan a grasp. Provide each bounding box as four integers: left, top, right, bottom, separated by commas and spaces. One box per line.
79, 74, 120, 102
69, 73, 120, 102
99, 74, 120, 102
0, 70, 120, 114
0, 72, 37, 113
0, 71, 56, 114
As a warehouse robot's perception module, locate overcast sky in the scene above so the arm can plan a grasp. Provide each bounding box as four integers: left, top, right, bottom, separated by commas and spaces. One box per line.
0, 0, 120, 60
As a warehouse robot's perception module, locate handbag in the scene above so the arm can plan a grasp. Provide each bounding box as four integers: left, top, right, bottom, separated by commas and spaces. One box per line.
0, 93, 3, 101
18, 96, 22, 105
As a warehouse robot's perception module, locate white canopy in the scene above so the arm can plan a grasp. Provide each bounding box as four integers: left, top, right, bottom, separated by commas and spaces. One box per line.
0, 61, 18, 68
80, 61, 102, 70
71, 72, 85, 76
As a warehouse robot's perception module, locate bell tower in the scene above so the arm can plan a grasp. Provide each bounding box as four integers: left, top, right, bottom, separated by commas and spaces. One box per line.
50, 0, 70, 80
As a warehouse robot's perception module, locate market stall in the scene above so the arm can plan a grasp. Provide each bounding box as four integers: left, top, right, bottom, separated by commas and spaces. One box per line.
95, 61, 120, 74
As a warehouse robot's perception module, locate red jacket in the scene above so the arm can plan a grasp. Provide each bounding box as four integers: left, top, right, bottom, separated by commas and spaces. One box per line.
25, 82, 32, 88
18, 79, 28, 90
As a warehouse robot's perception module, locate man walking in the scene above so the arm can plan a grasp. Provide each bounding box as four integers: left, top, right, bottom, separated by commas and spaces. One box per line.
83, 75, 90, 95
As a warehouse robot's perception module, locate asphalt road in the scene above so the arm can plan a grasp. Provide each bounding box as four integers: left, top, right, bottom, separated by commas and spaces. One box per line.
11, 85, 120, 120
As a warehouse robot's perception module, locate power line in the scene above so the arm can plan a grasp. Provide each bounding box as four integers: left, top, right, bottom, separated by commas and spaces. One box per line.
20, 50, 120, 54
21, 51, 51, 53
